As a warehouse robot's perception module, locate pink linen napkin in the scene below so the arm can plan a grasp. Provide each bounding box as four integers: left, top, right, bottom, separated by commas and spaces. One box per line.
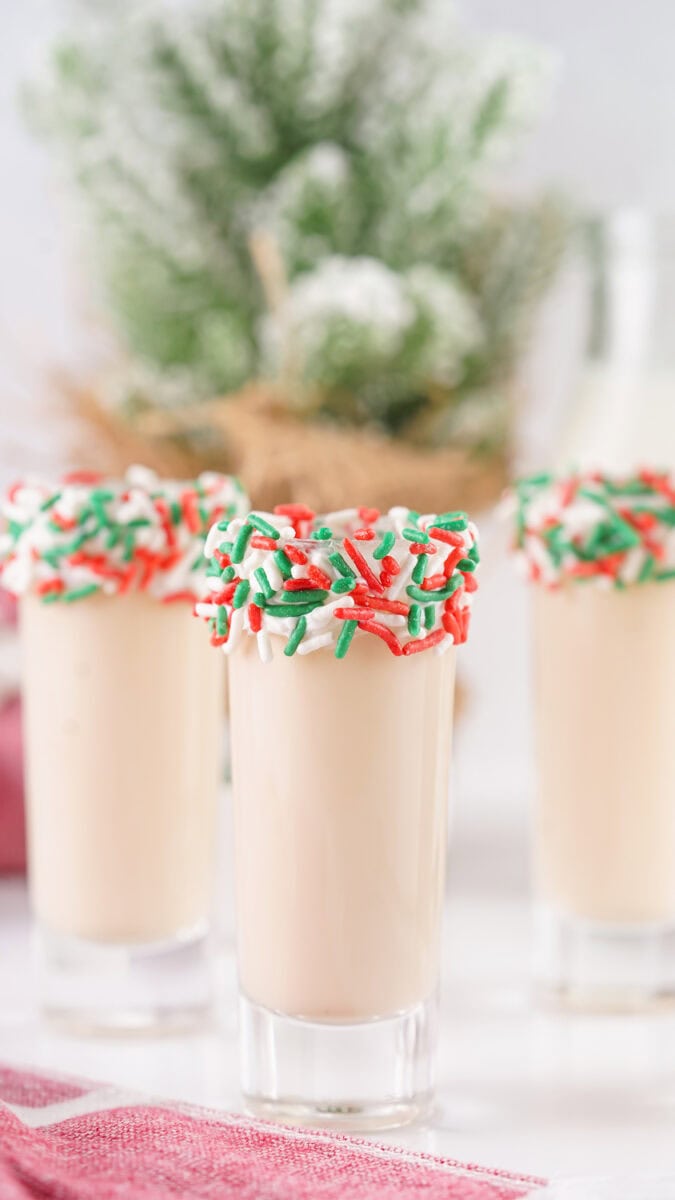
0, 592, 25, 873
0, 1064, 545, 1199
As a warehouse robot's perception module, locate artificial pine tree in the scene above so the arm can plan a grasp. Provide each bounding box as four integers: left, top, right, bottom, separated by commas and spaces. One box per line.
30, 0, 567, 452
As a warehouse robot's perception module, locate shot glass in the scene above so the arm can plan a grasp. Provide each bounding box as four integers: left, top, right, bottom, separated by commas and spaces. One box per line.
1, 466, 247, 1032
198, 502, 480, 1128
513, 468, 675, 1010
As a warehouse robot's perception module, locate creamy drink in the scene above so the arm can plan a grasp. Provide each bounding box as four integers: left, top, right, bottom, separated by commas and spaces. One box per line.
512, 468, 675, 1009
22, 591, 221, 945
198, 501, 479, 1128
230, 631, 455, 1020
0, 466, 246, 1030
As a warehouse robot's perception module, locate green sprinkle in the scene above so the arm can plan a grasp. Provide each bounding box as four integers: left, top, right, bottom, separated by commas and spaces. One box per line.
232, 579, 251, 608
206, 560, 223, 577
411, 554, 428, 585
638, 554, 655, 583
265, 600, 324, 618
216, 519, 231, 531
42, 590, 63, 604
63, 584, 100, 602
254, 567, 275, 600
373, 531, 395, 560
656, 568, 675, 582
403, 527, 429, 543
407, 510, 421, 524
407, 604, 421, 636
424, 604, 435, 630
216, 607, 229, 636
231, 523, 254, 563
125, 517, 151, 528
283, 588, 329, 604
122, 531, 136, 562
273, 549, 293, 580
249, 513, 280, 539
170, 500, 182, 524
311, 526, 333, 541
457, 558, 476, 572
435, 514, 468, 532
335, 619, 358, 659
253, 592, 268, 607
329, 551, 355, 578
331, 576, 356, 594
220, 566, 236, 583
39, 493, 60, 512
406, 577, 461, 603
284, 616, 307, 656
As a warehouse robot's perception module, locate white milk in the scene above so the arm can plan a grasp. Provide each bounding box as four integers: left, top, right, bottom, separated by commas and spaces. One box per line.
229, 632, 456, 1020
533, 582, 675, 924
21, 591, 223, 944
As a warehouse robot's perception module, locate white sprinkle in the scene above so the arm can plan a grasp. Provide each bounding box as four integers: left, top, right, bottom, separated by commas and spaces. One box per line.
296, 631, 334, 655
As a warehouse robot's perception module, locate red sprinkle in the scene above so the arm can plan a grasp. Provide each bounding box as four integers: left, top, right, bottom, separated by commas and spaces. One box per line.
285, 545, 308, 566
307, 564, 333, 589
443, 548, 464, 576
380, 555, 400, 576
334, 607, 376, 622
248, 603, 263, 633
62, 470, 103, 486
403, 628, 445, 655
358, 619, 402, 656
50, 512, 78, 532
161, 591, 195, 604
357, 594, 409, 616
250, 535, 278, 550
442, 609, 462, 640
559, 478, 578, 507
214, 549, 231, 569
181, 490, 202, 535
463, 573, 478, 593
210, 633, 229, 647
344, 538, 384, 594
274, 503, 316, 522
380, 571, 393, 588
284, 578, 320, 591
358, 507, 381, 524
36, 579, 64, 596
353, 527, 376, 541
409, 542, 436, 555
154, 497, 177, 548
421, 574, 446, 591
428, 526, 465, 547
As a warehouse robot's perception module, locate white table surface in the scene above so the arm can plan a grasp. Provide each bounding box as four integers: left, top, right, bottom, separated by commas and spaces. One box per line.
2, 838, 675, 1189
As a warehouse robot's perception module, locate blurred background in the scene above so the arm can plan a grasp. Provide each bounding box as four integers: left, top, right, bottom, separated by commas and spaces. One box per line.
1, 0, 674, 882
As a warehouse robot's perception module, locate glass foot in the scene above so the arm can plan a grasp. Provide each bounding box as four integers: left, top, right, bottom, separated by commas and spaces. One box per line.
35, 922, 214, 1035
239, 993, 437, 1130
534, 906, 675, 1012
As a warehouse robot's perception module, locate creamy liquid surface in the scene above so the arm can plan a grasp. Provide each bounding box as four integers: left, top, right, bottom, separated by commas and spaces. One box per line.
229, 632, 455, 1020
21, 592, 223, 943
533, 582, 675, 923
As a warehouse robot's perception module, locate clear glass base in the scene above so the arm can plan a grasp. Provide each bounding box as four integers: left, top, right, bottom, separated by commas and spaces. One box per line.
534, 906, 675, 1012
239, 992, 437, 1130
35, 922, 214, 1035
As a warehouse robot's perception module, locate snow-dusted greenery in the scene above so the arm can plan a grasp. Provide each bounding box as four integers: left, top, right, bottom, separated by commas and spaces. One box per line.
30, 0, 567, 446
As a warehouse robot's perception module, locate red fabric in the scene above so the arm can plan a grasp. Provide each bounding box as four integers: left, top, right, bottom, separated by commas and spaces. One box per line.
0, 697, 26, 873
0, 1064, 545, 1200
0, 591, 26, 873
